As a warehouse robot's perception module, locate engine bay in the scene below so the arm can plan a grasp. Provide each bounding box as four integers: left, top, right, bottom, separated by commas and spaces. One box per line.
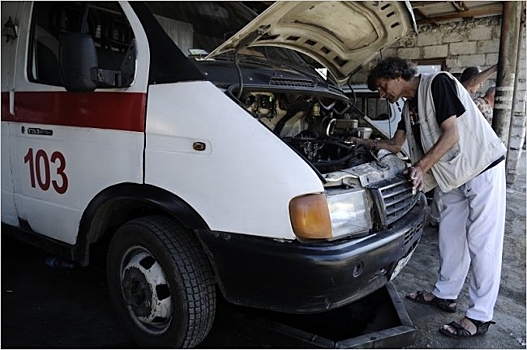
238, 90, 381, 174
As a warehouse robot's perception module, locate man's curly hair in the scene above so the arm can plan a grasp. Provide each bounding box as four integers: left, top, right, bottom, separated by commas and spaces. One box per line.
367, 57, 417, 91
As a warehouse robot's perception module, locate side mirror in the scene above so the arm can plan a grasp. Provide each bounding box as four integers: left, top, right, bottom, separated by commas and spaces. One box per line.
59, 32, 98, 93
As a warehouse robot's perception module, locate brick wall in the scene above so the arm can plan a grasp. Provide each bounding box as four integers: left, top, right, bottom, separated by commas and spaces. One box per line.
351, 17, 526, 186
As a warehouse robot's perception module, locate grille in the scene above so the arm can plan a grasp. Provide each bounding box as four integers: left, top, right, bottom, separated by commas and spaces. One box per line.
269, 77, 315, 88
405, 219, 423, 246
368, 177, 420, 227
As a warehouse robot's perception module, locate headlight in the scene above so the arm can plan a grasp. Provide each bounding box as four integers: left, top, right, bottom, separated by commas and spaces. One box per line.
326, 189, 372, 238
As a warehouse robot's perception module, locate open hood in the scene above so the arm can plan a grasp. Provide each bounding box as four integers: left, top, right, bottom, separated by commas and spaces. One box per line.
206, 1, 417, 85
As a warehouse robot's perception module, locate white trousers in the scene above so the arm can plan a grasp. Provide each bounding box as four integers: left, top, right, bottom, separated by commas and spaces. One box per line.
428, 187, 443, 225
432, 161, 506, 322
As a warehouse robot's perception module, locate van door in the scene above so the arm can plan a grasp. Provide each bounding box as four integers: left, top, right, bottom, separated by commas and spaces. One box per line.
8, 1, 146, 244
1, 2, 24, 226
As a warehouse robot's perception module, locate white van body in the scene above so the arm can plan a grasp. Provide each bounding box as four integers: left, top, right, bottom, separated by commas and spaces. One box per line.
1, 2, 426, 348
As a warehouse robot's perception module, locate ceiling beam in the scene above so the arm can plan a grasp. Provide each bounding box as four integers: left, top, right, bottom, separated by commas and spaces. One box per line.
415, 3, 503, 25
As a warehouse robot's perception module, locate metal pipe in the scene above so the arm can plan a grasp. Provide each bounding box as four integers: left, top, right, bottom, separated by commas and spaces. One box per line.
493, 1, 522, 151
506, 1, 526, 185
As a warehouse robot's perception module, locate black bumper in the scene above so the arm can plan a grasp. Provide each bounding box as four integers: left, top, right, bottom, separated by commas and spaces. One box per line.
197, 193, 427, 314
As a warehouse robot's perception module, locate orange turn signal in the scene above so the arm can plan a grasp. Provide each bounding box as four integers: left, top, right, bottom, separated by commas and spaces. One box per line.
289, 193, 332, 240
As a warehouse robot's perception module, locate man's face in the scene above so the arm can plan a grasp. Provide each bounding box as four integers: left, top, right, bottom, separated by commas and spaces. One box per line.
375, 77, 400, 103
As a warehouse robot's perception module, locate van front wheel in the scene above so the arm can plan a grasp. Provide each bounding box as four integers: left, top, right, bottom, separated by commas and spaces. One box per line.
106, 216, 216, 348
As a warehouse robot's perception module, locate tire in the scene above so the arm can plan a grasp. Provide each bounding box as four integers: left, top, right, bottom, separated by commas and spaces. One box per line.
106, 216, 216, 348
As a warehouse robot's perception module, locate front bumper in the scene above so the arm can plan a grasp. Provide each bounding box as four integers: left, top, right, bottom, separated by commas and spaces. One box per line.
198, 192, 427, 314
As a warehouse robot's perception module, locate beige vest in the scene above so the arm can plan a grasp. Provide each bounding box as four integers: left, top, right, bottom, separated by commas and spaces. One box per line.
403, 72, 506, 192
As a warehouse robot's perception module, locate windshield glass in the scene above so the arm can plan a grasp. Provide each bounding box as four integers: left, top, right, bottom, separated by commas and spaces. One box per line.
143, 2, 310, 67
144, 1, 253, 56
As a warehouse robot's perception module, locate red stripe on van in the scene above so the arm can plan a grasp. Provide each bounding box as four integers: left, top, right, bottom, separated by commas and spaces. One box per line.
1, 92, 9, 120
1, 91, 146, 132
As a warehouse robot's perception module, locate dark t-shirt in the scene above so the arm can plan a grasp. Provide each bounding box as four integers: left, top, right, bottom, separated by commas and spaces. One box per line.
398, 73, 466, 137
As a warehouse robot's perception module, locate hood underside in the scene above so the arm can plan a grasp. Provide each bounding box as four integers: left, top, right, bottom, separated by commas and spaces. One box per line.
206, 1, 417, 85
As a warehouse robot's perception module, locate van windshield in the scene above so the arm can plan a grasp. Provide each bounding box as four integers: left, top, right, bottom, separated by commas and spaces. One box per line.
143, 2, 310, 67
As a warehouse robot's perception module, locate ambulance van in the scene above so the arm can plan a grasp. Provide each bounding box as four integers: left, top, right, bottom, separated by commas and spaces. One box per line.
2, 2, 427, 348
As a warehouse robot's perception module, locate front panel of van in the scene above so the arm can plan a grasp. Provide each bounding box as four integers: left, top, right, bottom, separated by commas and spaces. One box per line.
144, 81, 323, 238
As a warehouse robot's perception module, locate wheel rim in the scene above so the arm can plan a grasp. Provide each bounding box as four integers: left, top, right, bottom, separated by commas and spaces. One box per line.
120, 246, 173, 334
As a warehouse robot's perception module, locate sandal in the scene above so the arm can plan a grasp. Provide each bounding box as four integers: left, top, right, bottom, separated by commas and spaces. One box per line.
439, 317, 496, 339
405, 290, 457, 313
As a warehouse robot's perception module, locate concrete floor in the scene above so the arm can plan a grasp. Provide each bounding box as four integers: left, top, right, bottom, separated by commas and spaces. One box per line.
393, 151, 526, 349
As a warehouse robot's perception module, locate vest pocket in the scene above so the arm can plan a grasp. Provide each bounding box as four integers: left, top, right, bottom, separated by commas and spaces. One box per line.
440, 143, 460, 163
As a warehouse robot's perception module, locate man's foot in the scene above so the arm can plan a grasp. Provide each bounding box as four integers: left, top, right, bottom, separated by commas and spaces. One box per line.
439, 317, 495, 338
405, 290, 457, 313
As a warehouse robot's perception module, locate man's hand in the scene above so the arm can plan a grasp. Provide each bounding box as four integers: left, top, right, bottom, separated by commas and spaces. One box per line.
404, 165, 425, 192
346, 136, 360, 144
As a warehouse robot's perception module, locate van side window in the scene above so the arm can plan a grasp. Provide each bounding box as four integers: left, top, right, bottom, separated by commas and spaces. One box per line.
353, 94, 390, 121
366, 96, 391, 120
29, 1, 134, 87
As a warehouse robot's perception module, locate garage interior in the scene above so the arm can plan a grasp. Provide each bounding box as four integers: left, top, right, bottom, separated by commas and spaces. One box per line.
1, 1, 524, 349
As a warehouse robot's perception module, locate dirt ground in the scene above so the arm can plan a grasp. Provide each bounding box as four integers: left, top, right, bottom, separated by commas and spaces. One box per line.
393, 151, 527, 349
2, 152, 525, 349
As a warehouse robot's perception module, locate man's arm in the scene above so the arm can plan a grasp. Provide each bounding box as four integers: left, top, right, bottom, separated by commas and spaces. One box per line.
348, 129, 406, 154
408, 115, 459, 190
462, 64, 497, 90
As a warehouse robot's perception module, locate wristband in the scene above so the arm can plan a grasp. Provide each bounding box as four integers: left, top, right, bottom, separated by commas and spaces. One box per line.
372, 139, 378, 150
